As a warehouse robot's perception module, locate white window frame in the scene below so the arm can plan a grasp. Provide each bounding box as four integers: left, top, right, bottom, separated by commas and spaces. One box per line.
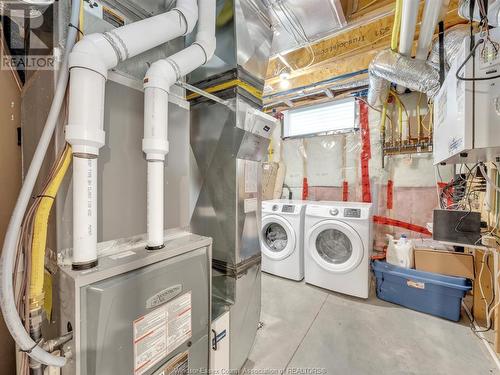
283, 98, 359, 139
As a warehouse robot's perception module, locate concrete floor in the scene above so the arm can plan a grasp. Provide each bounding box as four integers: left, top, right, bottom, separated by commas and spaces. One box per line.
243, 273, 499, 375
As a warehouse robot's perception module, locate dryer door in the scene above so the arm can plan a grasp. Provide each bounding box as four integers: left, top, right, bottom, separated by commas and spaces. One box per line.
261, 215, 296, 261
307, 220, 364, 274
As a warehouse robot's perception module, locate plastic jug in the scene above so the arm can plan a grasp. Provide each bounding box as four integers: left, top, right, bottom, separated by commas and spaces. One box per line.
386, 234, 414, 268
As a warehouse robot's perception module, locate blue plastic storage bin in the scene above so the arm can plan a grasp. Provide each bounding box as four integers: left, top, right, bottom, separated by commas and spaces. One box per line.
372, 261, 472, 321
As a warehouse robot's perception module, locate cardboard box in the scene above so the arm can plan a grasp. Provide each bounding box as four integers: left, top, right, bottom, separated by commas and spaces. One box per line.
262, 162, 279, 201
414, 249, 475, 279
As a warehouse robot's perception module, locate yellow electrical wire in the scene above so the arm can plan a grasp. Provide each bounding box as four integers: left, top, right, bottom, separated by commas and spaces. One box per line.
391, 0, 403, 51
380, 100, 388, 140
268, 137, 274, 163
29, 1, 84, 312
388, 91, 405, 139
416, 93, 422, 140
397, 96, 403, 139
79, 0, 84, 41
29, 145, 73, 310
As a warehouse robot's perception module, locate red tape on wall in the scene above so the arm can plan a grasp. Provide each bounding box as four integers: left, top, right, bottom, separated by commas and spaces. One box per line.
343, 181, 349, 202
302, 177, 309, 200
373, 215, 431, 236
387, 180, 393, 210
359, 101, 372, 203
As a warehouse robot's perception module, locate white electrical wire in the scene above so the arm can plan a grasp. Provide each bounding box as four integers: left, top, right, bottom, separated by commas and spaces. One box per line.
480, 163, 500, 193
478, 250, 493, 328
462, 301, 500, 371
0, 0, 81, 367
487, 267, 500, 323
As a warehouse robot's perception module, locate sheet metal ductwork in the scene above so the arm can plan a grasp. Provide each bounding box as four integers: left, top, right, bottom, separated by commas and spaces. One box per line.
189, 0, 277, 370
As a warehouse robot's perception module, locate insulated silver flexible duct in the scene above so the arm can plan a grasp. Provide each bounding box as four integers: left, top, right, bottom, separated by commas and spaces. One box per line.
367, 73, 391, 108
367, 49, 440, 107
428, 25, 470, 70
367, 25, 470, 107
458, 0, 500, 26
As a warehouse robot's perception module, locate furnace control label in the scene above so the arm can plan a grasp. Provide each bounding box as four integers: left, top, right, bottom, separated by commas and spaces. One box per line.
133, 292, 192, 375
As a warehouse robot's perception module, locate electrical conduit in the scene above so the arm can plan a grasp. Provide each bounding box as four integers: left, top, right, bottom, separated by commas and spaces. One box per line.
0, 0, 81, 367
65, 0, 199, 269
30, 146, 72, 311
142, 0, 216, 249
391, 0, 403, 51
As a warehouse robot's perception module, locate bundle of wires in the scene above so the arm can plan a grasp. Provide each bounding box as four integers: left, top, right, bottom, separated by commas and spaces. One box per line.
438, 163, 486, 210
13, 145, 72, 375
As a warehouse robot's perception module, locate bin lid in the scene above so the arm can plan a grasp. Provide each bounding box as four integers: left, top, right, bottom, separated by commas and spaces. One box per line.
372, 261, 472, 291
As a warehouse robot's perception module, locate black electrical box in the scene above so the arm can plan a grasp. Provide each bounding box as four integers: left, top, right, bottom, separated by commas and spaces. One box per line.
433, 209, 482, 246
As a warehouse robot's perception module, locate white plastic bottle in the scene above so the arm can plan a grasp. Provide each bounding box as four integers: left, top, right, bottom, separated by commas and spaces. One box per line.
386, 234, 414, 268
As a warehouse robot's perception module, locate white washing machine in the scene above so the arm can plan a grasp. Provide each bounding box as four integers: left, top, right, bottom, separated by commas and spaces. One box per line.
261, 200, 307, 281
304, 202, 373, 298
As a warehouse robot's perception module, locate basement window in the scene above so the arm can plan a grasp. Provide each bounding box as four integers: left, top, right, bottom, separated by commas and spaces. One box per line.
283, 98, 358, 138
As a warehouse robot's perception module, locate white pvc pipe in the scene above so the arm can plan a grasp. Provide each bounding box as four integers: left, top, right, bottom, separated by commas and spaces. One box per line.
143, 87, 169, 162
0, 0, 81, 367
72, 157, 98, 268
399, 0, 419, 56
396, 0, 419, 93
66, 68, 106, 156
142, 0, 216, 249
147, 161, 165, 249
416, 0, 445, 61
103, 10, 194, 62
66, 0, 199, 267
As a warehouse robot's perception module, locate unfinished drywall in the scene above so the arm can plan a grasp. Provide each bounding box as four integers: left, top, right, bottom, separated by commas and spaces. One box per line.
0, 59, 22, 374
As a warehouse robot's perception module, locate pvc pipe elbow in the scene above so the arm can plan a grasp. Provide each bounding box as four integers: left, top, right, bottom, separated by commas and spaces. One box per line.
195, 35, 216, 63
69, 34, 118, 78
174, 0, 199, 35
144, 60, 178, 91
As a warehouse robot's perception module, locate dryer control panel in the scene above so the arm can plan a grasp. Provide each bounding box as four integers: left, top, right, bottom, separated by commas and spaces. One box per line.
344, 208, 361, 218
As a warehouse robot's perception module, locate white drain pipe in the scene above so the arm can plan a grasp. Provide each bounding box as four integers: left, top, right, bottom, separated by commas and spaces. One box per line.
415, 0, 446, 61
143, 0, 216, 250
66, 0, 199, 269
396, 0, 419, 94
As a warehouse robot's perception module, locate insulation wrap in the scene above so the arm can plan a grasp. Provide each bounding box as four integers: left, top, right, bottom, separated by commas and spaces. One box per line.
428, 25, 470, 70
368, 49, 440, 105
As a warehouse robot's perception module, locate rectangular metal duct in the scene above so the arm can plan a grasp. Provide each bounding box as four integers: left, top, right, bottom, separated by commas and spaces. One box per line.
188, 0, 274, 84
189, 0, 276, 271
268, 0, 347, 56
188, 1, 277, 370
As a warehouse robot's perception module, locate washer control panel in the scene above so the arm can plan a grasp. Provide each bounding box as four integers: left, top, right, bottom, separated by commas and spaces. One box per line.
263, 201, 304, 215
344, 208, 361, 218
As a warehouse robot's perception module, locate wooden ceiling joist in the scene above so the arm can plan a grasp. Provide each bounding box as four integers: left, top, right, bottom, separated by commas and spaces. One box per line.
264, 0, 465, 102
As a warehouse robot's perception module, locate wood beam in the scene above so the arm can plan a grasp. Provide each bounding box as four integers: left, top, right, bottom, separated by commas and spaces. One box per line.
265, 0, 465, 96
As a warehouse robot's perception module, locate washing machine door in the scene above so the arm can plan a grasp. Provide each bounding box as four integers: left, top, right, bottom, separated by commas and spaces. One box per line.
261, 215, 296, 261
307, 220, 364, 274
